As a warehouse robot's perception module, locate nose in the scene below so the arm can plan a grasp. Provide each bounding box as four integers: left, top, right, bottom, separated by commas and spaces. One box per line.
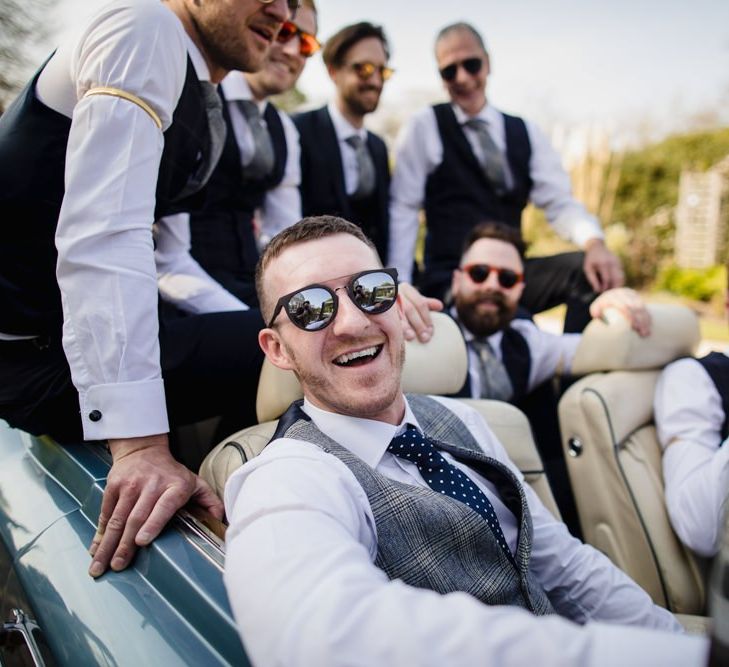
262, 0, 289, 22
280, 34, 301, 57
454, 63, 470, 86
482, 269, 502, 290
331, 291, 371, 337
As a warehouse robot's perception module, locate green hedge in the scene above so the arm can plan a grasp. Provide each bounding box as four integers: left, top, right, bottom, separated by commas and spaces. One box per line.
654, 264, 727, 302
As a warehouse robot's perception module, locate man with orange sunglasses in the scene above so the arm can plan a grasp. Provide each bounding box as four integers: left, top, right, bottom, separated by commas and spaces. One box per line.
294, 22, 393, 263
449, 221, 648, 532
157, 0, 320, 308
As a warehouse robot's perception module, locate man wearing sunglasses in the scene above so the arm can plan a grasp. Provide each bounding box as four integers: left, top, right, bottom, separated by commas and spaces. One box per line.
389, 22, 624, 332
294, 22, 393, 263
223, 215, 704, 666
0, 0, 296, 578
449, 221, 649, 531
158, 0, 319, 308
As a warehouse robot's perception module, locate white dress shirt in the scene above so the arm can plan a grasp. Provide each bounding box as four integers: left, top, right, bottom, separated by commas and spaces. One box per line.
224, 395, 704, 667
33, 0, 204, 439
654, 351, 729, 557
388, 103, 605, 283
326, 102, 370, 196
460, 316, 582, 398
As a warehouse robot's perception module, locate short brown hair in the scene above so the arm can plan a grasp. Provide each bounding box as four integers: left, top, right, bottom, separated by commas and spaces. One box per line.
256, 216, 377, 319
461, 222, 527, 261
322, 22, 390, 69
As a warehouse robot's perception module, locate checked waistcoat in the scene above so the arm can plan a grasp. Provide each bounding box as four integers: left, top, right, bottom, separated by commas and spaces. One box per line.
272, 394, 554, 614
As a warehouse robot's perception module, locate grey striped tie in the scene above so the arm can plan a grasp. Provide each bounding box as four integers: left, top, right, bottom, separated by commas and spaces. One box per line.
178, 80, 227, 198
238, 100, 275, 180
470, 338, 514, 401
464, 118, 508, 195
346, 134, 376, 199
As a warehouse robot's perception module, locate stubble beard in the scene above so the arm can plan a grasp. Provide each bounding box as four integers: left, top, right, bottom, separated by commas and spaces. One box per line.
192, 11, 266, 74
286, 338, 405, 419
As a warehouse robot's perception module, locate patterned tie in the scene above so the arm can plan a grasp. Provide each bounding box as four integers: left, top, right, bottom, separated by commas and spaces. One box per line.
178, 81, 227, 198
463, 118, 508, 194
345, 134, 376, 199
238, 100, 275, 179
469, 338, 514, 401
387, 425, 513, 562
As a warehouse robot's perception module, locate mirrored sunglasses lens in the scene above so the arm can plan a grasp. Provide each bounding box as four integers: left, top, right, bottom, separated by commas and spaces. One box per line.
439, 64, 457, 81
381, 67, 394, 81
353, 62, 375, 79
498, 270, 519, 288
463, 58, 483, 75
286, 287, 335, 330
467, 265, 490, 283
351, 272, 397, 313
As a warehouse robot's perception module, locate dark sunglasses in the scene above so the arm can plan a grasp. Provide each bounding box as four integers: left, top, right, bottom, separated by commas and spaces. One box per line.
276, 20, 321, 57
268, 268, 399, 331
348, 61, 395, 81
439, 57, 483, 82
258, 0, 300, 18
461, 263, 523, 289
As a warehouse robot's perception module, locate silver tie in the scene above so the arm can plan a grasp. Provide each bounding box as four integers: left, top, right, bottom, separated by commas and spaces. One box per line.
345, 134, 376, 199
179, 81, 226, 197
464, 118, 508, 195
238, 100, 275, 180
469, 338, 514, 401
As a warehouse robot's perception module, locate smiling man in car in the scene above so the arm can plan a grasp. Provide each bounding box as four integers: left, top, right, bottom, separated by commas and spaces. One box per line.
223, 215, 706, 667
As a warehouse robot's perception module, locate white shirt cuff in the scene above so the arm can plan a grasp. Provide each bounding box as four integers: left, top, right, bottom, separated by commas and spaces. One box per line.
80, 378, 169, 440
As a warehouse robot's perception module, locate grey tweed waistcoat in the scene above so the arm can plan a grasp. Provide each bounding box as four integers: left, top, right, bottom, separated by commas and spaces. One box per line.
274, 394, 554, 615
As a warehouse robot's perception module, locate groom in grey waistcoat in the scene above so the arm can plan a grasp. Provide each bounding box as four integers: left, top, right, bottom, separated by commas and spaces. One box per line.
222, 215, 705, 667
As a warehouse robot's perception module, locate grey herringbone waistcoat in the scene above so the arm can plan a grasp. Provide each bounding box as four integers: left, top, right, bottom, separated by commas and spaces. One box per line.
274, 394, 554, 615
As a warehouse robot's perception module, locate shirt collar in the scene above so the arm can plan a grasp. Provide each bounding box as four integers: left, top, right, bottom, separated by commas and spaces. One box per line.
301, 396, 422, 468
452, 100, 500, 127
220, 71, 254, 102
327, 102, 368, 143
183, 32, 212, 82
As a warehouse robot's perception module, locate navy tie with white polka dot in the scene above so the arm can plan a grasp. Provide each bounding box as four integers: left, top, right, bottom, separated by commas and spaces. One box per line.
387, 425, 513, 562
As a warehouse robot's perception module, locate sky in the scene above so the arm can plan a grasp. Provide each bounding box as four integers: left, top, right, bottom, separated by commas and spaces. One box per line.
51, 0, 729, 145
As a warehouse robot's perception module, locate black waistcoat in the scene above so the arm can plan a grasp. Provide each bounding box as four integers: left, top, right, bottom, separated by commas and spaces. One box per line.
0, 57, 210, 335
697, 352, 729, 441
189, 96, 287, 290
294, 106, 390, 262
423, 104, 532, 277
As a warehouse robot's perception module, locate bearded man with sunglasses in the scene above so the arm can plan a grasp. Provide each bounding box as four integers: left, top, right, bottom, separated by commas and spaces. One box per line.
389, 22, 624, 333
223, 215, 704, 667
293, 22, 393, 263
450, 221, 649, 531
157, 0, 320, 308
0, 0, 298, 578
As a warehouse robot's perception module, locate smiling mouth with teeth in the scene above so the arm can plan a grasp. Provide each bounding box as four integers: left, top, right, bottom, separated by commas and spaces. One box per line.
334, 345, 383, 367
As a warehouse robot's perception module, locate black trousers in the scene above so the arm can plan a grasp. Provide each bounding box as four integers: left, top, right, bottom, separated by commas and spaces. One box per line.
421, 251, 596, 333
0, 309, 264, 453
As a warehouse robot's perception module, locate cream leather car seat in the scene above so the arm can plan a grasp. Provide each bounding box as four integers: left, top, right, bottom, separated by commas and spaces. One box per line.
200, 312, 561, 519
559, 304, 707, 613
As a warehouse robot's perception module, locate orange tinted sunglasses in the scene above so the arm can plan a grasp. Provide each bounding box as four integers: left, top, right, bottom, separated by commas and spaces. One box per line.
348, 62, 395, 81
276, 20, 321, 57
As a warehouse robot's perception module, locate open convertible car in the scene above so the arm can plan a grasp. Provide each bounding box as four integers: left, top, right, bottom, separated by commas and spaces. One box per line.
0, 306, 713, 665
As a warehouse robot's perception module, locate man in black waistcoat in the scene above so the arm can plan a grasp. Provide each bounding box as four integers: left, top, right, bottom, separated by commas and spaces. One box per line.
293, 22, 392, 263
0, 0, 297, 577
654, 263, 729, 557
389, 22, 625, 332
157, 0, 320, 308
448, 221, 649, 533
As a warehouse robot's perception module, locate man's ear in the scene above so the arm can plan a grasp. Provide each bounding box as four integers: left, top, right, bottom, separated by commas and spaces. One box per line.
450, 268, 461, 297
483, 52, 491, 76
258, 328, 297, 372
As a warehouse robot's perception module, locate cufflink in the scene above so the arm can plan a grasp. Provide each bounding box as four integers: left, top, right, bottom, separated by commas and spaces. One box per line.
88, 410, 102, 422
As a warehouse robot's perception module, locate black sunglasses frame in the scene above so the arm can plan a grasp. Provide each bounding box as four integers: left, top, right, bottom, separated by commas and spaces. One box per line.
461, 263, 523, 289
268, 268, 399, 331
439, 57, 483, 82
